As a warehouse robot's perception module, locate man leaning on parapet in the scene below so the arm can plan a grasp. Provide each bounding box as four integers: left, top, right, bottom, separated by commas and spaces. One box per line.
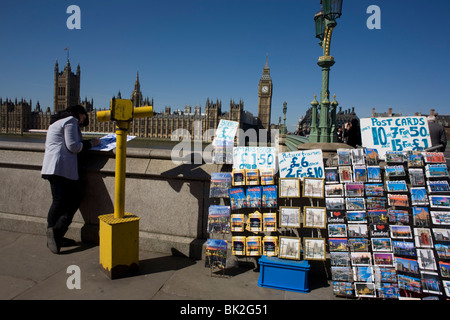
427, 115, 447, 152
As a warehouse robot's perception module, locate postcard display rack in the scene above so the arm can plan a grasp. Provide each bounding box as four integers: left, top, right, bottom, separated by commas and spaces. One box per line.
206, 147, 332, 294
327, 148, 450, 299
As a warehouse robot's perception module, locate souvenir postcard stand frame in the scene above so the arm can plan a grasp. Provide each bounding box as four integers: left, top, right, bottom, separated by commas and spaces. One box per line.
327, 148, 450, 299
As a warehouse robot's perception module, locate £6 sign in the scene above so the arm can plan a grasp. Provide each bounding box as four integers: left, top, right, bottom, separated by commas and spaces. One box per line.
361, 116, 431, 159
278, 149, 324, 178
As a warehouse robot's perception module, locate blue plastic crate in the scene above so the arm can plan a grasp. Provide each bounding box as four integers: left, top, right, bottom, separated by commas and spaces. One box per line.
258, 256, 310, 293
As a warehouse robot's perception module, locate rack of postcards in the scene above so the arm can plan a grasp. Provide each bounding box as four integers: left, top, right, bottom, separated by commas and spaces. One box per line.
206, 146, 330, 277
327, 148, 450, 299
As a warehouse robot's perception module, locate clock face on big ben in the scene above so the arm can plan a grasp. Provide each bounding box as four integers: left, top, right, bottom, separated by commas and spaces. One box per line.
261, 86, 268, 93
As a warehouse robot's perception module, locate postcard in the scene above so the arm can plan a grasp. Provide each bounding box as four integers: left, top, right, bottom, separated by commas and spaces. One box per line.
368, 209, 388, 224
278, 236, 301, 260
246, 236, 261, 256
261, 185, 277, 208
331, 266, 352, 282
246, 186, 262, 208
279, 178, 300, 198
387, 194, 409, 207
353, 165, 367, 182
207, 205, 231, 234
373, 252, 394, 267
232, 236, 246, 255
209, 172, 232, 198
370, 224, 390, 238
332, 281, 354, 297
352, 148, 366, 165
444, 280, 450, 297
345, 182, 365, 197
232, 169, 246, 186
398, 274, 421, 293
279, 206, 301, 228
347, 224, 368, 238
205, 239, 228, 269
436, 243, 450, 260
432, 228, 450, 242
329, 238, 348, 252
337, 148, 351, 165
325, 183, 344, 197
429, 195, 450, 209
410, 187, 429, 206
260, 168, 275, 185
425, 164, 449, 178
330, 252, 351, 267
263, 213, 277, 232
365, 148, 379, 165
303, 238, 326, 261
338, 166, 353, 183
417, 248, 437, 270
348, 238, 370, 252
421, 271, 443, 295
422, 152, 446, 163
367, 166, 382, 182
346, 197, 366, 211
245, 169, 259, 185
385, 151, 405, 163
376, 283, 399, 299
385, 165, 406, 177
390, 225, 412, 239
430, 211, 450, 225
371, 238, 392, 252
326, 197, 345, 210
392, 241, 416, 257
328, 224, 347, 238
302, 177, 325, 198
303, 206, 326, 229
346, 211, 367, 224
412, 207, 430, 226
374, 267, 397, 284
408, 168, 426, 187
386, 180, 408, 192
366, 197, 387, 210
365, 183, 384, 196
325, 167, 339, 184
351, 252, 372, 266
229, 187, 246, 210
262, 236, 278, 257
327, 211, 346, 224
396, 257, 419, 274
388, 209, 409, 224
353, 266, 374, 282
231, 214, 245, 232
414, 228, 434, 248
427, 180, 450, 193
439, 261, 450, 278
247, 211, 262, 233
407, 154, 423, 167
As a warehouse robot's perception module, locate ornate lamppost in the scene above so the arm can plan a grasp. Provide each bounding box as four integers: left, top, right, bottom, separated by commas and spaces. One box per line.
282, 101, 287, 134
309, 0, 343, 143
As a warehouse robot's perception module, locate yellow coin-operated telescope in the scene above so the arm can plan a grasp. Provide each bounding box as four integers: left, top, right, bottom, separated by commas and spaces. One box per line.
96, 98, 153, 279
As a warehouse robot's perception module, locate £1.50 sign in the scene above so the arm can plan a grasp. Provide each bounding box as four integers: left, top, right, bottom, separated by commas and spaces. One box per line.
278, 149, 324, 178
361, 116, 431, 159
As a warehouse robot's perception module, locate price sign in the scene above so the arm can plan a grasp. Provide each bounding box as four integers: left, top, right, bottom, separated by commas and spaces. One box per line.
361, 116, 431, 159
212, 119, 239, 146
278, 149, 324, 178
233, 147, 276, 170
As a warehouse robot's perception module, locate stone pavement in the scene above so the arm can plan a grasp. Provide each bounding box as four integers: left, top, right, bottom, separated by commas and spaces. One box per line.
0, 229, 339, 302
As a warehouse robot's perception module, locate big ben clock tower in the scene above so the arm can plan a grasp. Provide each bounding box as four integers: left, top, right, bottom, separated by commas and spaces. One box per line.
257, 56, 272, 131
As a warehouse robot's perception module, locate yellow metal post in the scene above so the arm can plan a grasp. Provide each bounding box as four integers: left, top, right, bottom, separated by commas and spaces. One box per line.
96, 99, 153, 279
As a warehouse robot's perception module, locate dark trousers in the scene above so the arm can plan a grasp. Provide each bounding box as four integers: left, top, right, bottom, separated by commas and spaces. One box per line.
46, 175, 82, 242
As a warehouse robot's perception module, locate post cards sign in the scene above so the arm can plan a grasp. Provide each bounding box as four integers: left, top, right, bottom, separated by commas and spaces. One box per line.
361, 116, 431, 159
278, 149, 324, 178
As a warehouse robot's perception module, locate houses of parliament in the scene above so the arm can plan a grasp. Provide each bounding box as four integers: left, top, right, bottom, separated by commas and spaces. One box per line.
0, 58, 273, 140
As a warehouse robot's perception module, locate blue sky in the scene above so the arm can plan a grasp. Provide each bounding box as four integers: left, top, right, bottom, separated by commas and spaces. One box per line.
1, 0, 449, 132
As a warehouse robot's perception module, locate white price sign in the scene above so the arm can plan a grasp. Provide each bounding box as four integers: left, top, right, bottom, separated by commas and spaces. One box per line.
232, 147, 277, 170
278, 149, 324, 178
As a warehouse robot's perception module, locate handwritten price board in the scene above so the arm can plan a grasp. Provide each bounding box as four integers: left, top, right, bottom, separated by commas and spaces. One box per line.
212, 119, 239, 146
233, 147, 277, 170
361, 116, 431, 159
278, 149, 324, 178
